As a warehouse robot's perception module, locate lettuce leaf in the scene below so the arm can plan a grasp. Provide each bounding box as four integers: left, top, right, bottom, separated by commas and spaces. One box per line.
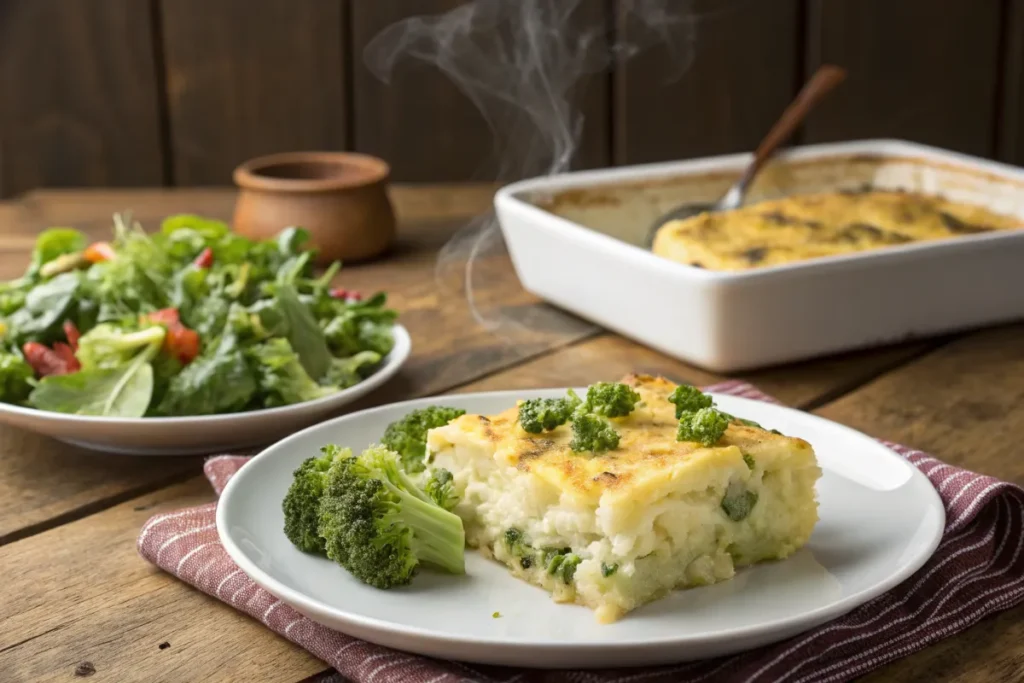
7, 272, 80, 344
154, 326, 257, 416
276, 284, 332, 381
29, 352, 153, 417
29, 228, 86, 278
249, 338, 332, 408
0, 352, 34, 404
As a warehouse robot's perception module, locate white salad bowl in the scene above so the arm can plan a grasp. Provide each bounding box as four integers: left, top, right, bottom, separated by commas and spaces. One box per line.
0, 325, 411, 455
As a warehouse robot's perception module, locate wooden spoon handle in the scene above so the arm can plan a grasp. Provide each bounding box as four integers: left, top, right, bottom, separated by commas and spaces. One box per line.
736, 64, 847, 191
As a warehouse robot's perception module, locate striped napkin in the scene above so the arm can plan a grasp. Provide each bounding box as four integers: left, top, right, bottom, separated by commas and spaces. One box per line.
137, 381, 1024, 683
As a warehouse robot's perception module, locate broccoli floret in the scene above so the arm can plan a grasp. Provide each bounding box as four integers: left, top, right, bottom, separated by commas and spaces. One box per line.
282, 445, 347, 554
543, 548, 569, 573
676, 407, 730, 447
503, 528, 537, 569
580, 382, 641, 418
504, 527, 529, 554
601, 562, 619, 578
543, 548, 580, 584
559, 554, 582, 583
518, 390, 581, 433
317, 445, 466, 588
721, 480, 759, 521
381, 406, 466, 473
425, 467, 458, 511
504, 527, 524, 548
569, 412, 620, 453
742, 452, 756, 470
667, 384, 713, 419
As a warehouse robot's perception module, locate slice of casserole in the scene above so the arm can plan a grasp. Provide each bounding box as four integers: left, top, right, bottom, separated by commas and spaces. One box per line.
425, 374, 821, 623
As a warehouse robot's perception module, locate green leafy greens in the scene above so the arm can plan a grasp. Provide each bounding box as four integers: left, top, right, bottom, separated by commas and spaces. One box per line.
0, 214, 398, 417
30, 341, 160, 417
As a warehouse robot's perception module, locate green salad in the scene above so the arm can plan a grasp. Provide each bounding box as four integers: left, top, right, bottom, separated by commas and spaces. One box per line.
0, 214, 397, 418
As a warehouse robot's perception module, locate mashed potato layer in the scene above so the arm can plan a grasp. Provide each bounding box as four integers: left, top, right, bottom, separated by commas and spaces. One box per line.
425, 374, 821, 622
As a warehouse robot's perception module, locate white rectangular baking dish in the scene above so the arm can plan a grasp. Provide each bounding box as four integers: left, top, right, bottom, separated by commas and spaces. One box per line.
494, 139, 1024, 372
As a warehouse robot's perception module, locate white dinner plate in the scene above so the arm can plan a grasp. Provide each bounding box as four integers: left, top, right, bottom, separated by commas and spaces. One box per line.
0, 325, 411, 456
217, 389, 945, 669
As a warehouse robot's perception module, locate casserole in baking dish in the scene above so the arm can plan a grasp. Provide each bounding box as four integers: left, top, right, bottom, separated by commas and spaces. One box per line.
650, 189, 1023, 271
493, 140, 1024, 372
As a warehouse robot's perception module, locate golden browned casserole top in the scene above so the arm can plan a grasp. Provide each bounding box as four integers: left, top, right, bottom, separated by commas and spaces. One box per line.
442, 373, 811, 503
651, 190, 1023, 271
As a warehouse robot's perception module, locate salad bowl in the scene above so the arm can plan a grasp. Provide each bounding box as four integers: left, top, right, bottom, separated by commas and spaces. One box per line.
0, 324, 410, 455
0, 213, 413, 455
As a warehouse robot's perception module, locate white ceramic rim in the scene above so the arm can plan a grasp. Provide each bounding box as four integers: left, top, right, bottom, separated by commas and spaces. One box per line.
0, 324, 411, 427
217, 389, 946, 653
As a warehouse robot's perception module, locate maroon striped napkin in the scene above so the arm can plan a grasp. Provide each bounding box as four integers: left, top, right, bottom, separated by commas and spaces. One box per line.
137, 381, 1024, 683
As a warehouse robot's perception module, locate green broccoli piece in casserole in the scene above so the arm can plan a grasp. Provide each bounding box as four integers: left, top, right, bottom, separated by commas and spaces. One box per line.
543, 547, 581, 584
569, 412, 620, 453
676, 407, 730, 447
721, 480, 759, 521
424, 467, 459, 511
667, 384, 713, 419
517, 390, 581, 433
503, 527, 538, 569
317, 445, 466, 589
580, 382, 641, 418
380, 405, 466, 473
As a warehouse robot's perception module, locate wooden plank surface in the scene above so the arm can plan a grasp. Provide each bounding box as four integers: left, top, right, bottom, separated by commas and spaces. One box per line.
613, 0, 800, 164
0, 433, 200, 546
0, 0, 165, 197
0, 478, 327, 683
804, 0, 1003, 156
816, 324, 1024, 486
159, 0, 348, 185
998, 0, 1024, 165
351, 0, 609, 181
457, 333, 934, 412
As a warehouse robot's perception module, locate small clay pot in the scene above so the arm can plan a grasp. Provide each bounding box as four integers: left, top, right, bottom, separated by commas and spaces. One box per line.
232, 151, 395, 264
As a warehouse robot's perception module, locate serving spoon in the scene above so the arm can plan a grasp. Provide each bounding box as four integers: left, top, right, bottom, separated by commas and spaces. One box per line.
644, 64, 848, 248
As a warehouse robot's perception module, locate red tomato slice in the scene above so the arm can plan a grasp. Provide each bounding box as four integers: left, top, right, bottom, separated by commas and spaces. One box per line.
330, 288, 362, 301
165, 326, 200, 365
52, 342, 81, 373
63, 320, 81, 351
84, 242, 116, 263
193, 247, 214, 268
23, 342, 74, 376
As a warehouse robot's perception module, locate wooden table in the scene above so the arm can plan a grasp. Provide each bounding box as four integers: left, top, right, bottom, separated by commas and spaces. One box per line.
0, 186, 1021, 683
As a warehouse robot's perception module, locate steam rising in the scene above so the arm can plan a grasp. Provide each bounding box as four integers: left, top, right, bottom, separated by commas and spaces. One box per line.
365, 0, 700, 339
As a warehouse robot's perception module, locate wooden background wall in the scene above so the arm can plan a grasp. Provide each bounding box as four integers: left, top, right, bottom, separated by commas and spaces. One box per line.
0, 0, 1022, 198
